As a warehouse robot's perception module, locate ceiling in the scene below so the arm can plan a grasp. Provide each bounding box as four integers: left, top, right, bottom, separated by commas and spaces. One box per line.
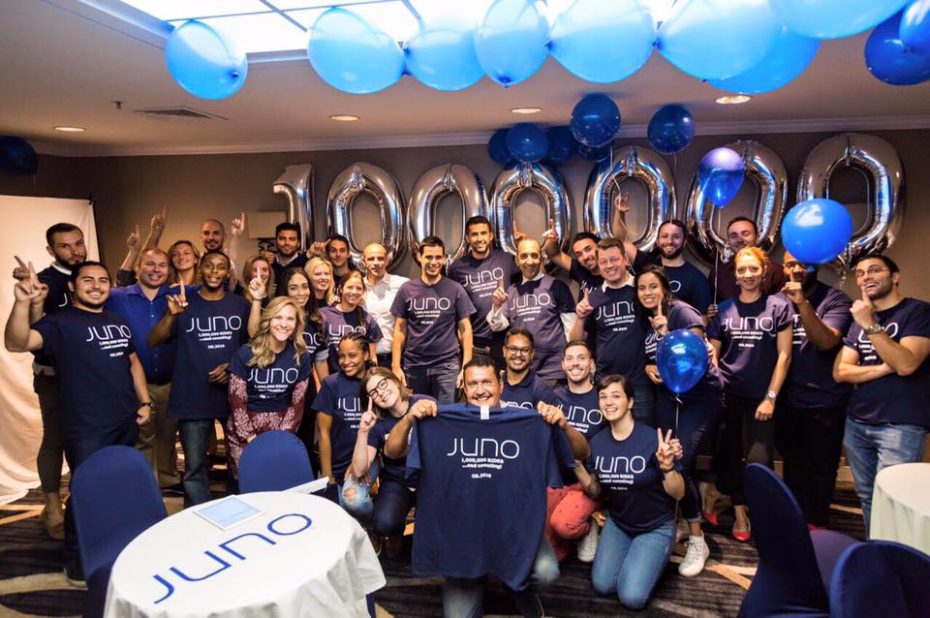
3, 0, 930, 157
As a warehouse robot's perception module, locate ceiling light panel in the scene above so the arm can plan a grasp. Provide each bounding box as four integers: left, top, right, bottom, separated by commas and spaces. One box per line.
169, 13, 309, 54
118, 0, 268, 21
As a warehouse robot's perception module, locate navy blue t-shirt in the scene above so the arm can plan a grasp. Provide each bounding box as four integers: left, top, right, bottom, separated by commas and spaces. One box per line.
665, 262, 712, 314
706, 294, 792, 400
228, 342, 312, 412
569, 257, 603, 299
33, 264, 72, 367
500, 372, 561, 409
843, 298, 930, 427
391, 277, 476, 368
165, 293, 251, 420
406, 404, 574, 590
646, 300, 721, 401
367, 394, 433, 487
584, 285, 649, 385
320, 306, 382, 374
779, 282, 852, 408
33, 307, 138, 438
302, 318, 325, 359
449, 249, 516, 343
587, 423, 677, 535
503, 275, 575, 380
554, 385, 604, 438
311, 372, 364, 479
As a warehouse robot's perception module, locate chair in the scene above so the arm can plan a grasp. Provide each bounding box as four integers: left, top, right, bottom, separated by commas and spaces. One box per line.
830, 540, 930, 618
738, 463, 857, 618
238, 430, 315, 493
71, 445, 167, 618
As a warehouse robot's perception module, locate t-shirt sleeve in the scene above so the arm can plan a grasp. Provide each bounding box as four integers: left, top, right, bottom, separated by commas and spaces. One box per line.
367, 422, 386, 449
821, 291, 853, 338
901, 300, 930, 339
405, 420, 424, 474
536, 380, 561, 406
455, 284, 477, 320
366, 314, 383, 342
673, 302, 705, 332
311, 379, 334, 414
390, 286, 407, 319
774, 298, 792, 331
31, 316, 60, 356
706, 312, 722, 340
228, 346, 249, 379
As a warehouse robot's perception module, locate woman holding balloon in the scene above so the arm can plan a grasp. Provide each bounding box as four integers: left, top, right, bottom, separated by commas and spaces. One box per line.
706, 247, 792, 542
636, 264, 722, 576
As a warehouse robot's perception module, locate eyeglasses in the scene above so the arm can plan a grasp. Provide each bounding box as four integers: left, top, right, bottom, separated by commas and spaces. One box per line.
505, 346, 532, 356
855, 266, 889, 279
366, 378, 391, 399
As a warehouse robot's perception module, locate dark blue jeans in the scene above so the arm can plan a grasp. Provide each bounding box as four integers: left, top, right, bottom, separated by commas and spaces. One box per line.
177, 419, 217, 507
406, 360, 459, 404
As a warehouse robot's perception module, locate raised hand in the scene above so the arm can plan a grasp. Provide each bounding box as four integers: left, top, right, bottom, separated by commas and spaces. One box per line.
150, 204, 167, 234
656, 428, 676, 472
781, 269, 805, 305
576, 288, 594, 319
409, 398, 438, 420
307, 240, 329, 259
126, 225, 141, 251
12, 255, 29, 281
537, 402, 567, 428
706, 303, 719, 320
359, 404, 377, 433
648, 300, 668, 336
491, 278, 508, 310
850, 284, 877, 330
231, 211, 246, 237
541, 218, 558, 244
166, 282, 189, 315
614, 191, 631, 215
248, 276, 267, 300
13, 261, 46, 304
669, 438, 683, 461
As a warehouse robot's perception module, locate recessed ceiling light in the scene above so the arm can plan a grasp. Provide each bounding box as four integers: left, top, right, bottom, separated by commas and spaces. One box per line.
715, 95, 751, 105
329, 114, 359, 122
53, 126, 86, 132
511, 107, 542, 114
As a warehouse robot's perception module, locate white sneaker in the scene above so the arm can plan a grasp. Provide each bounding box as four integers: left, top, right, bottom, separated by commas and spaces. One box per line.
577, 520, 599, 563
678, 535, 710, 577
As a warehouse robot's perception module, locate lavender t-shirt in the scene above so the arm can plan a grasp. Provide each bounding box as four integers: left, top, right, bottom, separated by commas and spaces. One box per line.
391, 277, 476, 369
449, 249, 516, 342
706, 295, 792, 400
584, 285, 649, 385
320, 306, 383, 373
503, 275, 575, 380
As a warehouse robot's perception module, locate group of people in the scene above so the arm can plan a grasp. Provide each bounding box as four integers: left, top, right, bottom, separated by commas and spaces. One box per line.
5, 196, 929, 615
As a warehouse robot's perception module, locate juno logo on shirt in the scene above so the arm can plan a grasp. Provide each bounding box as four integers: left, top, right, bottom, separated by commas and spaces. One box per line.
464, 267, 505, 289
721, 316, 775, 333
86, 323, 131, 356
561, 404, 603, 433
249, 367, 299, 397
336, 397, 363, 429
447, 437, 520, 479
595, 454, 647, 485
327, 323, 366, 340
856, 322, 899, 363
186, 315, 242, 349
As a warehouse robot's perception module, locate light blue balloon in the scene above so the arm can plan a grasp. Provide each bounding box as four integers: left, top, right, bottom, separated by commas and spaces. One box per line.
474, 0, 549, 87
901, 0, 930, 55
549, 0, 655, 83
405, 21, 484, 91
308, 8, 405, 95
165, 20, 248, 100
710, 26, 820, 94
771, 0, 910, 39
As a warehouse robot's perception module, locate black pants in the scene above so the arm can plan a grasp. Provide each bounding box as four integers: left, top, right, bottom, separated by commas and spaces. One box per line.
775, 403, 846, 526
717, 392, 775, 506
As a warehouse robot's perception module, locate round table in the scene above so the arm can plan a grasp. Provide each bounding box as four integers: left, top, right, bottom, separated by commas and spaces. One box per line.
870, 462, 930, 555
104, 492, 385, 617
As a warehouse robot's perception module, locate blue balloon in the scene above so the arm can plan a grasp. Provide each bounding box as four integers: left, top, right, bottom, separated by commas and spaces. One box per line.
698, 148, 745, 207
545, 126, 578, 164
506, 124, 549, 163
578, 143, 612, 162
710, 26, 820, 94
866, 11, 930, 86
901, 0, 930, 55
308, 8, 405, 94
405, 22, 484, 91
570, 94, 621, 148
657, 329, 709, 395
549, 0, 655, 83
165, 20, 248, 100
488, 129, 515, 166
0, 136, 38, 176
474, 0, 549, 87
657, 0, 779, 81
647, 104, 694, 154
781, 199, 854, 265
770, 0, 909, 39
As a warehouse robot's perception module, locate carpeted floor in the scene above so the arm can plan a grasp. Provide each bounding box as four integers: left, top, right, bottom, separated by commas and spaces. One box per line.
0, 470, 866, 618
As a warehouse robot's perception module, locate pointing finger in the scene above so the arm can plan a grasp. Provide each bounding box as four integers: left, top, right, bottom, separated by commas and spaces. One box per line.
162, 203, 168, 217
14, 255, 26, 269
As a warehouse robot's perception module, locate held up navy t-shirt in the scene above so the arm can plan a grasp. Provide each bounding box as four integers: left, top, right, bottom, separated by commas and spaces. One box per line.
449, 249, 516, 343
320, 306, 383, 373
367, 394, 434, 487
311, 372, 364, 479
584, 285, 649, 385
33, 307, 138, 438
503, 275, 576, 380
391, 277, 476, 369
228, 342, 312, 412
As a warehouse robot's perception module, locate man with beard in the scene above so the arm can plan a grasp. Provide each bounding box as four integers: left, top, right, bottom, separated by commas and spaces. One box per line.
362, 242, 408, 368
654, 220, 711, 313
498, 329, 561, 409
5, 261, 151, 586
149, 251, 250, 506
834, 254, 930, 531
10, 223, 87, 541
487, 238, 575, 386
707, 217, 785, 313
269, 222, 308, 293
449, 215, 517, 371
106, 248, 185, 490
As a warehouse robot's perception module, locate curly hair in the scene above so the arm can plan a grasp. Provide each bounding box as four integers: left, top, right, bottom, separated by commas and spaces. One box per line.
248, 296, 307, 369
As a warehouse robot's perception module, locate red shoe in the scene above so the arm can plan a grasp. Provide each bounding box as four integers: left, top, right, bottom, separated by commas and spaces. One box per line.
732, 521, 751, 542
807, 523, 826, 532
703, 510, 719, 527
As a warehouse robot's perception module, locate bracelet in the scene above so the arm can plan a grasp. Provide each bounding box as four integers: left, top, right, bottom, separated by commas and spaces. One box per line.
660, 466, 674, 474
138, 401, 154, 409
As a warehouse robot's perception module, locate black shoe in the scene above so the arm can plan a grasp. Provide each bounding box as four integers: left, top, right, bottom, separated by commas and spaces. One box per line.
64, 558, 87, 589
162, 482, 185, 496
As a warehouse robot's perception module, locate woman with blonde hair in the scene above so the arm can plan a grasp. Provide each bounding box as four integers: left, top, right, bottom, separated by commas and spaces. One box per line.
167, 240, 200, 286
305, 256, 336, 306
227, 296, 312, 477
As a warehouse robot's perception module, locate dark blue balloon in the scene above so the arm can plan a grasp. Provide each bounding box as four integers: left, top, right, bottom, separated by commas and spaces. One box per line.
697, 147, 744, 207
901, 0, 930, 55
781, 198, 853, 265
0, 136, 38, 176
647, 104, 694, 154
545, 126, 578, 164
570, 94, 621, 148
578, 142, 612, 162
488, 129, 515, 166
506, 123, 548, 163
866, 11, 930, 86
657, 329, 709, 394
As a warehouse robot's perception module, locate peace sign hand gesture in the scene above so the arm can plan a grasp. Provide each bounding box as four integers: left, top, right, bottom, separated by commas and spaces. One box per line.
576, 288, 594, 319
166, 282, 189, 315
656, 428, 676, 473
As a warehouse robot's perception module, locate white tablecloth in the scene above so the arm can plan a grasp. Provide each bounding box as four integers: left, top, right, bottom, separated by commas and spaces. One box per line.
870, 462, 930, 555
104, 492, 385, 617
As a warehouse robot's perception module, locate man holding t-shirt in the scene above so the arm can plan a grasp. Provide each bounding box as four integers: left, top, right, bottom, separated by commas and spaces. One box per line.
5, 261, 151, 586
834, 254, 930, 530
149, 251, 250, 506
391, 236, 475, 403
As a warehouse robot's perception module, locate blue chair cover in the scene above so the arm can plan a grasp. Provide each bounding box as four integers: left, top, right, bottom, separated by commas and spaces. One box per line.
830, 540, 930, 618
238, 430, 315, 493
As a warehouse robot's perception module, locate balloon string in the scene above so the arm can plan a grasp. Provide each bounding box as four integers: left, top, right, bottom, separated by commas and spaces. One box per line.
675, 394, 682, 436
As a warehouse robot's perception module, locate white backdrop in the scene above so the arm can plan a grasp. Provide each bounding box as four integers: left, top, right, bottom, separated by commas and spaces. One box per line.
0, 196, 99, 504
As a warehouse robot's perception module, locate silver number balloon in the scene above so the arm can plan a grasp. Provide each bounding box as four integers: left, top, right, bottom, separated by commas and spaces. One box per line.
326, 162, 405, 271
272, 164, 314, 248
686, 140, 787, 263
583, 145, 676, 253
796, 133, 904, 267
408, 164, 489, 263
490, 162, 573, 255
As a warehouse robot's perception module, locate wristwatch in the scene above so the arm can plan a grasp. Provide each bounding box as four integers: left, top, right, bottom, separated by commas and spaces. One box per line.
864, 323, 884, 335
138, 401, 154, 410
765, 390, 778, 402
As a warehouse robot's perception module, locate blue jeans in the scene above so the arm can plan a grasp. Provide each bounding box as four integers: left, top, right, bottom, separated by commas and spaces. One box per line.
178, 419, 216, 507
843, 418, 928, 532
406, 360, 459, 404
591, 518, 675, 610
341, 460, 379, 524
631, 382, 656, 427
442, 534, 559, 618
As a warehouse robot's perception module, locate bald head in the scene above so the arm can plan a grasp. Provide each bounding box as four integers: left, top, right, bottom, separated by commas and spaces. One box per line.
516, 238, 542, 281
363, 242, 388, 280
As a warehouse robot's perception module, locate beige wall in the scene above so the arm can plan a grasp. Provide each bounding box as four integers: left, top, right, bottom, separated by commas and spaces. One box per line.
2, 128, 928, 301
